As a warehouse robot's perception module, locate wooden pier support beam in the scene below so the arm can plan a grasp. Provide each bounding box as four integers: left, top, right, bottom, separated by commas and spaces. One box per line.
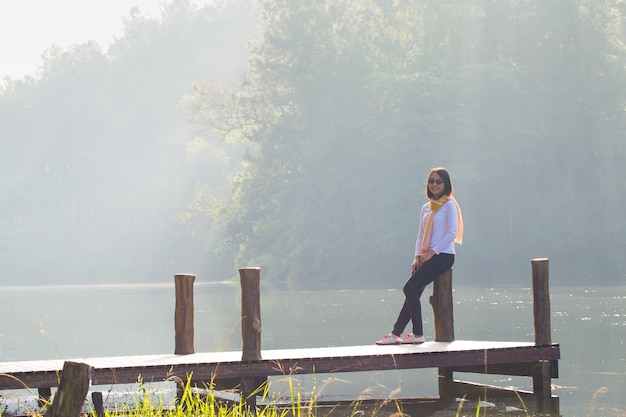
239, 267, 264, 407
45, 361, 92, 417
174, 274, 195, 355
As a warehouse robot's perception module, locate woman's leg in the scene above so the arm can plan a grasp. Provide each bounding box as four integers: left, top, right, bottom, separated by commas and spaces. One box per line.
397, 253, 454, 336
391, 299, 411, 337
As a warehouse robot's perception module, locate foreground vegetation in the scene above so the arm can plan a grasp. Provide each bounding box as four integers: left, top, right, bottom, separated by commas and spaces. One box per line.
2, 376, 623, 417
3, 377, 407, 417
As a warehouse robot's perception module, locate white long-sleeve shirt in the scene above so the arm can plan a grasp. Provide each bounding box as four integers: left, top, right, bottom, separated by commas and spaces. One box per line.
415, 199, 458, 256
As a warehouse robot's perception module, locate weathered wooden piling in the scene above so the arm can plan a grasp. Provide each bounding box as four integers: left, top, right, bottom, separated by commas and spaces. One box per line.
530, 258, 558, 413
240, 267, 262, 362
37, 387, 52, 409
239, 267, 264, 407
45, 361, 91, 417
430, 268, 454, 342
430, 268, 455, 400
531, 259, 551, 346
174, 274, 195, 355
91, 391, 104, 417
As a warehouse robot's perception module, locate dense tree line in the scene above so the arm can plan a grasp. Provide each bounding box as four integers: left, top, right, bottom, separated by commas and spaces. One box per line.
188, 0, 626, 288
1, 0, 625, 289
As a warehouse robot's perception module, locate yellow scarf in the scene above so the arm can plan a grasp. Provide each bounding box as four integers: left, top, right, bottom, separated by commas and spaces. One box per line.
420, 194, 464, 254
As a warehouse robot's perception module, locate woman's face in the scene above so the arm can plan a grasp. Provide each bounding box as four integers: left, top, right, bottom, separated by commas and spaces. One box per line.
428, 172, 445, 199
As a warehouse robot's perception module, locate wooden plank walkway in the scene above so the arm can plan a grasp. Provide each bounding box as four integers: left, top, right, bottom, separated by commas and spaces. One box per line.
0, 340, 560, 391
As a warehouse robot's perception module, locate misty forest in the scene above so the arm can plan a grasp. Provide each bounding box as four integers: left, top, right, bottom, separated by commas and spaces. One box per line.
1, 0, 625, 290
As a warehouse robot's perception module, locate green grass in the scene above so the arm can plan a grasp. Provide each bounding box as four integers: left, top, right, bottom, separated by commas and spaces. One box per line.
1, 376, 624, 417
86, 375, 382, 417
0, 374, 404, 417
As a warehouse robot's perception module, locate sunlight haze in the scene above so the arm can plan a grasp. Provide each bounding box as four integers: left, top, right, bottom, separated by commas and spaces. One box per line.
0, 0, 212, 80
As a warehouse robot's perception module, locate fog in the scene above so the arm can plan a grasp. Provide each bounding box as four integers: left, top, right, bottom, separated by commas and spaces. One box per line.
1, 0, 625, 289
0, 0, 256, 286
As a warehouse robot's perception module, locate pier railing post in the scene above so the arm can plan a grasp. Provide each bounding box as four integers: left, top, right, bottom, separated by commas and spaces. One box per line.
531, 259, 551, 346
531, 258, 558, 413
174, 274, 195, 355
430, 268, 454, 342
430, 269, 455, 401
239, 267, 263, 407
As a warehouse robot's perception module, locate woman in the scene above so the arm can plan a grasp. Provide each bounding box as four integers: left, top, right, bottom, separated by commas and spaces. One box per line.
376, 167, 463, 345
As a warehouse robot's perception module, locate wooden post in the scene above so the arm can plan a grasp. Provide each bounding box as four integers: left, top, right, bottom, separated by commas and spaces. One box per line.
430, 269, 455, 402
532, 360, 557, 412
38, 387, 52, 409
239, 267, 262, 408
45, 361, 92, 417
531, 258, 558, 413
437, 367, 455, 401
175, 274, 195, 354
430, 268, 454, 342
91, 392, 104, 417
531, 259, 551, 346
240, 267, 262, 361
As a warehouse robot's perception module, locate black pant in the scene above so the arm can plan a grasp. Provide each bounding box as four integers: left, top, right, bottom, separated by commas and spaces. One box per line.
392, 253, 454, 336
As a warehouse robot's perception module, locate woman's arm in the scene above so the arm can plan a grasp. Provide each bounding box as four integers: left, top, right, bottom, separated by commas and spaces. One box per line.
414, 203, 428, 256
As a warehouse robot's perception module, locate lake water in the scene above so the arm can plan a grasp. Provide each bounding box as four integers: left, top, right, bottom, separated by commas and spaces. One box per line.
0, 282, 624, 416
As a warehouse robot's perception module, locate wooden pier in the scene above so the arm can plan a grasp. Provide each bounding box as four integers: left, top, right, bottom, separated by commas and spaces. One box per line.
0, 258, 561, 415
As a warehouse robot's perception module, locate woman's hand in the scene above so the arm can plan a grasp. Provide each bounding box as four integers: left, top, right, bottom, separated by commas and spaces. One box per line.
420, 250, 436, 264
411, 256, 420, 273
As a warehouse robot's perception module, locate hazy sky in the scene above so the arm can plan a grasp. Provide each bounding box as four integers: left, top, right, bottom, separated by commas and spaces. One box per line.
0, 0, 213, 80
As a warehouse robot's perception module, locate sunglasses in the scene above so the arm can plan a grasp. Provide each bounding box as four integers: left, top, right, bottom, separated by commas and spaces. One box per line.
428, 179, 445, 185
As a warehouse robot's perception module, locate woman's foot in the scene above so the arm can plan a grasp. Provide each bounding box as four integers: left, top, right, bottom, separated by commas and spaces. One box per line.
375, 333, 401, 345
400, 333, 425, 344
